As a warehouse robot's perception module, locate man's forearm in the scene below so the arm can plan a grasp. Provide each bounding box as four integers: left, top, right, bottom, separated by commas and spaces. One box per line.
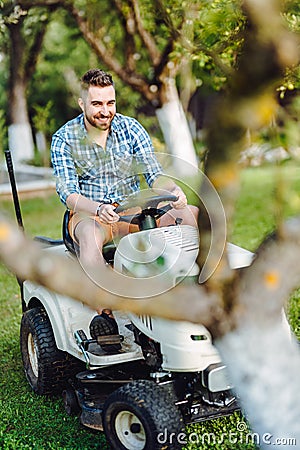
152, 175, 187, 209
66, 193, 100, 216
152, 175, 180, 193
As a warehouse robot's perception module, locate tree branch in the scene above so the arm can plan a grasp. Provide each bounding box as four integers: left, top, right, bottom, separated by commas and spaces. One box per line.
66, 2, 155, 102
129, 0, 161, 66
24, 13, 51, 82
0, 215, 227, 334
112, 0, 138, 73
15, 0, 63, 6
2, 210, 300, 341
14, 0, 63, 8
152, 0, 183, 41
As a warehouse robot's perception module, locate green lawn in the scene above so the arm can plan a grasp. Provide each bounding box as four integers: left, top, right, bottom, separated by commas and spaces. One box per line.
0, 164, 299, 449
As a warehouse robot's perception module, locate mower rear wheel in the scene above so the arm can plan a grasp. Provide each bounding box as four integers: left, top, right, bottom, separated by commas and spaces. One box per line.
102, 379, 184, 450
20, 306, 83, 395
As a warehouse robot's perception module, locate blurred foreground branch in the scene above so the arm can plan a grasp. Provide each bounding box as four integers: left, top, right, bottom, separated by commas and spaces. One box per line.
1, 214, 300, 335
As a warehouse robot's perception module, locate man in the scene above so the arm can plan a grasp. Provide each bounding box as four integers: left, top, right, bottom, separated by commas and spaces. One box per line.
51, 68, 198, 349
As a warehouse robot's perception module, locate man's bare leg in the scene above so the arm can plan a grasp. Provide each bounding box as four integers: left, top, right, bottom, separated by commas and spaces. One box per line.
74, 218, 112, 315
159, 205, 199, 228
74, 218, 108, 267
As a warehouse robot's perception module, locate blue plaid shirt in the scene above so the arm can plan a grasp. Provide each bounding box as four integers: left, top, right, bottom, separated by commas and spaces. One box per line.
51, 113, 163, 206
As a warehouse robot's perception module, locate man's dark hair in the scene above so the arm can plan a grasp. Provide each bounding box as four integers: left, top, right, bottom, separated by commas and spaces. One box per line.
80, 69, 114, 90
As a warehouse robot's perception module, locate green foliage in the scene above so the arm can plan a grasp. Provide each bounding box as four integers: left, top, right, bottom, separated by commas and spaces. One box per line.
32, 101, 54, 134
184, 412, 258, 449
190, 0, 245, 90
0, 45, 8, 115
28, 9, 93, 131
232, 163, 300, 250
0, 3, 27, 33
31, 100, 55, 166
288, 289, 300, 339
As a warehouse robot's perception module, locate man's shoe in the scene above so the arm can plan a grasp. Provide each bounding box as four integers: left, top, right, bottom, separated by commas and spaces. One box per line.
89, 312, 122, 353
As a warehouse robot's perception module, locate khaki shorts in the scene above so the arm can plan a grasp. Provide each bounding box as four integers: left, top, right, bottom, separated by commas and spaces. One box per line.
68, 208, 142, 245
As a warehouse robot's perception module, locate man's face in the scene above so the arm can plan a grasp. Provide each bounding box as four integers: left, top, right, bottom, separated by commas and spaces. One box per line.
79, 85, 116, 131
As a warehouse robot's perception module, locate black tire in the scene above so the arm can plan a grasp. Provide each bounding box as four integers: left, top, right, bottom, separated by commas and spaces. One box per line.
102, 379, 184, 450
62, 386, 81, 416
20, 306, 84, 395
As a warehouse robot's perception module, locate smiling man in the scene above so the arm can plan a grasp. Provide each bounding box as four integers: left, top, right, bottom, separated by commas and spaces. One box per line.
51, 68, 198, 344
51, 68, 197, 268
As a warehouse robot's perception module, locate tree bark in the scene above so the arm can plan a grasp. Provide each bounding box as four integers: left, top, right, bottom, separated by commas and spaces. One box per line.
6, 5, 52, 164
8, 20, 35, 163
156, 98, 198, 176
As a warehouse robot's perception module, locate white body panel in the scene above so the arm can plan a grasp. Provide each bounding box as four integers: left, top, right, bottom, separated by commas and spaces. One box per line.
114, 225, 200, 281
129, 314, 222, 372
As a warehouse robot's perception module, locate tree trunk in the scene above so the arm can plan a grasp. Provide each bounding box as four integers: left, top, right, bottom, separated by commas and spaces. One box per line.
217, 316, 300, 449
8, 21, 34, 164
156, 80, 198, 177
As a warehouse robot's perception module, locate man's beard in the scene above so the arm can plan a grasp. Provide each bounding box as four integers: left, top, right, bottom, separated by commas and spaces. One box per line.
86, 112, 114, 130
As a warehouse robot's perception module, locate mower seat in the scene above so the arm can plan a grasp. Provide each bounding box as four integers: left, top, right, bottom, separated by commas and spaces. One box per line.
62, 210, 116, 263
62, 210, 78, 255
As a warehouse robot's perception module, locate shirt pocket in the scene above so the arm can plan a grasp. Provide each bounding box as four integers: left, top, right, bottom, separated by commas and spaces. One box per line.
75, 151, 103, 179
112, 145, 133, 177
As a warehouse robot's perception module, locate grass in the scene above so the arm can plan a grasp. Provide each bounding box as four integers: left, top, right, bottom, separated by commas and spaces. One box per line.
0, 164, 299, 449
232, 164, 300, 249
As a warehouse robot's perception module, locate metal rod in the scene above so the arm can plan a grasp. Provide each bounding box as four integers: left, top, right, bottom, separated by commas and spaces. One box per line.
4, 149, 24, 231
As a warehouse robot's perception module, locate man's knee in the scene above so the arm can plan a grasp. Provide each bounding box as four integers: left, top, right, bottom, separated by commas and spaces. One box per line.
159, 204, 198, 227
188, 205, 199, 221
75, 220, 108, 263
76, 220, 106, 243
179, 204, 199, 226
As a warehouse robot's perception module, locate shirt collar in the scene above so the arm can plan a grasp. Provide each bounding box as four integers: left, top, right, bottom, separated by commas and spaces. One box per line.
111, 114, 121, 134
78, 114, 87, 138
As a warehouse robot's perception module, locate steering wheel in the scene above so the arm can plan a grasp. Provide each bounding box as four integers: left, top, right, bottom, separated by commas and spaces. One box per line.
114, 191, 178, 225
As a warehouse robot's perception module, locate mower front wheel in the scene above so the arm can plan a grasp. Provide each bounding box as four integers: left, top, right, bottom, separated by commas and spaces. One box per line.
20, 306, 83, 395
102, 379, 184, 450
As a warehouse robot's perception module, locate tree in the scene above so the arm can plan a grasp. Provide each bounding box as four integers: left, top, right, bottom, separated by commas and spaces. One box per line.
0, 2, 55, 163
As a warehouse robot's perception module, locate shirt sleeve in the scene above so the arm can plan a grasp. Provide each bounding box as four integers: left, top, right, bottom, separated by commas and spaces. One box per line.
130, 119, 163, 187
51, 133, 81, 206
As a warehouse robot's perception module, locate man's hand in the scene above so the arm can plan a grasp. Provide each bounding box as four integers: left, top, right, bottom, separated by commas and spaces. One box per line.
170, 186, 187, 210
97, 204, 119, 224
152, 176, 187, 210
